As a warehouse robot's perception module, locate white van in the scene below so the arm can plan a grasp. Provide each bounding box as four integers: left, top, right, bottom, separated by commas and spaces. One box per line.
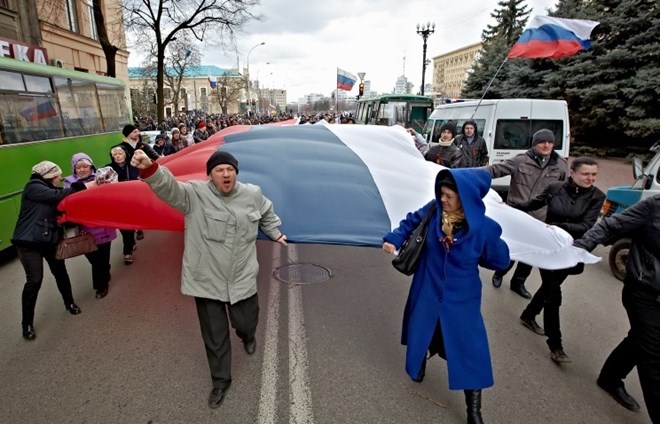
425, 99, 571, 195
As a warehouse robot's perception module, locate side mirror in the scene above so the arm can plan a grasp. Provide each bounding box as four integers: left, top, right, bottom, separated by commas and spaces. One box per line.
632, 157, 643, 179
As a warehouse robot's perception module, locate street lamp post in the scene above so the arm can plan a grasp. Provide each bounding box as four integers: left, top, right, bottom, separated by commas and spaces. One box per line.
246, 42, 265, 111
416, 22, 435, 96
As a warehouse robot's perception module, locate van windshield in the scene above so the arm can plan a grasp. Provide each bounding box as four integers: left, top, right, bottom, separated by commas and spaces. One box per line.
494, 119, 564, 150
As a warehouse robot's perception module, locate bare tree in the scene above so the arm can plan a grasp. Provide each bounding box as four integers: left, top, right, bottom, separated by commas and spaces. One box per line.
163, 38, 201, 113
92, 0, 119, 77
124, 0, 260, 122
208, 74, 244, 114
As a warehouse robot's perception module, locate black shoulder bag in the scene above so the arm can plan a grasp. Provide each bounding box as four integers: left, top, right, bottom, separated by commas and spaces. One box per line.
392, 202, 438, 276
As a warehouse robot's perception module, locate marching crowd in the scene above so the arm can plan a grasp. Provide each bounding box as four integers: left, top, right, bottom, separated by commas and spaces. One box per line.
9, 117, 660, 423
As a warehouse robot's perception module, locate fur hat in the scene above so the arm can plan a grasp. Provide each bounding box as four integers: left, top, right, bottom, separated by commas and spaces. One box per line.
122, 124, 138, 137
532, 129, 555, 145
206, 150, 238, 175
32, 160, 62, 179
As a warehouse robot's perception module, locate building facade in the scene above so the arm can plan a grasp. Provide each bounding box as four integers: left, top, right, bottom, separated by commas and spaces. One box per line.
432, 42, 481, 99
0, 0, 129, 82
128, 65, 245, 116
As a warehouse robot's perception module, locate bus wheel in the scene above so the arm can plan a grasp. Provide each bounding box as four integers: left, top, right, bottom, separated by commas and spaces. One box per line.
608, 238, 631, 282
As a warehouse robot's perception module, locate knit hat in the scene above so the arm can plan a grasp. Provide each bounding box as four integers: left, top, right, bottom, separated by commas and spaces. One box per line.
436, 170, 458, 193
32, 160, 62, 179
197, 121, 206, 130
171, 127, 180, 134
75, 157, 93, 167
532, 129, 555, 146
439, 123, 456, 138
122, 124, 138, 137
206, 151, 239, 175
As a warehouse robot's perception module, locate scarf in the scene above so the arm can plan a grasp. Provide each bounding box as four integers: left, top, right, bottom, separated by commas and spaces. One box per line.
441, 209, 465, 251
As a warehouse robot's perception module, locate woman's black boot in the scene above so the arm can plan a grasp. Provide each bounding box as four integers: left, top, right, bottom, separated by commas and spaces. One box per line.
464, 389, 484, 424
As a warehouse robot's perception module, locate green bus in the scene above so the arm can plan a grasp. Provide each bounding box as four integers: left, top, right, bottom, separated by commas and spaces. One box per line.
354, 94, 433, 132
0, 57, 131, 251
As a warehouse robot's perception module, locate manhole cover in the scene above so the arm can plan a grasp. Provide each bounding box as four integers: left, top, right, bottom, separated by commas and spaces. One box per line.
273, 263, 331, 285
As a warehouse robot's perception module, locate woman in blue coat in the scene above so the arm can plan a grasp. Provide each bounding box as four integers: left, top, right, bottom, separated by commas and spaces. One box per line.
383, 168, 510, 424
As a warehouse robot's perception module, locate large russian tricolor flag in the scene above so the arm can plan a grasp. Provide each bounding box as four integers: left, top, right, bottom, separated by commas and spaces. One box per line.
508, 16, 600, 59
58, 123, 598, 270
336, 68, 357, 91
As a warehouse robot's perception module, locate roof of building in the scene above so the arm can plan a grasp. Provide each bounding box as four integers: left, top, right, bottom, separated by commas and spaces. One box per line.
128, 65, 242, 79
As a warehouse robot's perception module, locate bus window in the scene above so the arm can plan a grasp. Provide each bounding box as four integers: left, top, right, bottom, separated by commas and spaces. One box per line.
494, 119, 563, 150
55, 77, 103, 136
97, 83, 131, 132
0, 93, 63, 143
0, 70, 25, 90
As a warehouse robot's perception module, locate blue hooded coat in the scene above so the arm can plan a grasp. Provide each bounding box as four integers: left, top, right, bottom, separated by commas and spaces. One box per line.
384, 168, 510, 390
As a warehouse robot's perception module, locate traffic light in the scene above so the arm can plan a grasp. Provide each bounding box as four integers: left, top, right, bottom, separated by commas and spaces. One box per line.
358, 83, 364, 97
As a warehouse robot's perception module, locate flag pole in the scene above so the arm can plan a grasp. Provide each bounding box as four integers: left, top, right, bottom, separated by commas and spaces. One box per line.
470, 56, 508, 119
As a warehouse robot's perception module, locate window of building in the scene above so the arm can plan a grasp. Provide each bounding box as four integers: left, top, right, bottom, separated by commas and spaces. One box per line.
65, 0, 78, 33
0, 0, 9, 9
200, 87, 207, 96
84, 0, 98, 40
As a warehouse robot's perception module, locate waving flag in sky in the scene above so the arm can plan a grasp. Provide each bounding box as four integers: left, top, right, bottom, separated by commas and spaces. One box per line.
508, 16, 600, 59
58, 123, 598, 270
337, 68, 357, 91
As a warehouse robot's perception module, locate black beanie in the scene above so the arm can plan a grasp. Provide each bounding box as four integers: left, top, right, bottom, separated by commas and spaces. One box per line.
122, 124, 138, 138
532, 129, 555, 146
436, 170, 458, 193
439, 123, 456, 138
206, 150, 239, 175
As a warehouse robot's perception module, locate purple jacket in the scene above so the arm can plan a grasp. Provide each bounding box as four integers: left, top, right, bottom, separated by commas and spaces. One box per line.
63, 152, 117, 245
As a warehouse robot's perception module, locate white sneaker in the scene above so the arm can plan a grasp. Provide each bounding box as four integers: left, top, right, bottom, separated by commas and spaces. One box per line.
124, 254, 134, 265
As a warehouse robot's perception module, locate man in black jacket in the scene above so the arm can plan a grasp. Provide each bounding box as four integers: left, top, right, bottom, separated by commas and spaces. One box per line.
574, 194, 660, 422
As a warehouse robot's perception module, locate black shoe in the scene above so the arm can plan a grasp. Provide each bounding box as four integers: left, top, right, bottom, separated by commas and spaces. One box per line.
550, 348, 571, 363
22, 325, 36, 340
465, 389, 484, 424
597, 377, 641, 412
244, 338, 256, 355
67, 303, 82, 315
136, 230, 145, 240
412, 357, 427, 382
511, 283, 532, 299
208, 386, 229, 409
96, 289, 108, 299
492, 273, 503, 288
520, 316, 545, 335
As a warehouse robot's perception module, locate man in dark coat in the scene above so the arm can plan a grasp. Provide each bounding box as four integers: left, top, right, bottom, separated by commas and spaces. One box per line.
454, 120, 489, 167
574, 194, 660, 423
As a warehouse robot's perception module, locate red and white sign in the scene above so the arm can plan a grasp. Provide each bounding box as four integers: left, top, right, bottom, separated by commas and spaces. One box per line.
0, 37, 49, 65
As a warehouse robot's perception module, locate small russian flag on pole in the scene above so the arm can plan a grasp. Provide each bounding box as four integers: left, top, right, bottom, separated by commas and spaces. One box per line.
508, 16, 600, 59
337, 68, 357, 91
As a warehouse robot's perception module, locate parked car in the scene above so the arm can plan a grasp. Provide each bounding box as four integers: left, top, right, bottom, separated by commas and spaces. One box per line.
140, 130, 172, 146
600, 141, 660, 280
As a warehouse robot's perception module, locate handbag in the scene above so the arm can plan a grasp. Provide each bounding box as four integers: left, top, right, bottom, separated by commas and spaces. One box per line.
392, 202, 438, 275
55, 232, 98, 260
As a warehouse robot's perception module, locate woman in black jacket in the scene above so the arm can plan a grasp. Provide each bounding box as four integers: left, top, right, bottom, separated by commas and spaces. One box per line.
512, 157, 605, 363
11, 161, 93, 340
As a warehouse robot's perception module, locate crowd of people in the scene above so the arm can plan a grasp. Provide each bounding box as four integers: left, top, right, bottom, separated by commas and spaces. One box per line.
9, 118, 659, 423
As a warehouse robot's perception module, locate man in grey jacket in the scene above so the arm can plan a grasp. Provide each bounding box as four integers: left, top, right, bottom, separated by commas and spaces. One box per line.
483, 129, 568, 299
131, 148, 288, 409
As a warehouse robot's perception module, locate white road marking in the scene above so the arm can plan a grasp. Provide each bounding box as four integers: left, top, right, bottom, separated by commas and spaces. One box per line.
257, 244, 283, 424
287, 246, 314, 424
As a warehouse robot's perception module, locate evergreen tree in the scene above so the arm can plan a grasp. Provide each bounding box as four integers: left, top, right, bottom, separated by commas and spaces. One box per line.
462, 0, 531, 98
549, 0, 660, 146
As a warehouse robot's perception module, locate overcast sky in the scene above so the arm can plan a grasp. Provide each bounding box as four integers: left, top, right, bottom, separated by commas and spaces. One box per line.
128, 0, 557, 102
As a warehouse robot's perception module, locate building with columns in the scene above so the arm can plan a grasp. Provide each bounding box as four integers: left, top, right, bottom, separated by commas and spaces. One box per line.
0, 0, 129, 82
432, 42, 481, 99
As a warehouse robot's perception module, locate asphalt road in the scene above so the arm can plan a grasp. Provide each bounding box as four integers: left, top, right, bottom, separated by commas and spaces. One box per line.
0, 157, 649, 424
